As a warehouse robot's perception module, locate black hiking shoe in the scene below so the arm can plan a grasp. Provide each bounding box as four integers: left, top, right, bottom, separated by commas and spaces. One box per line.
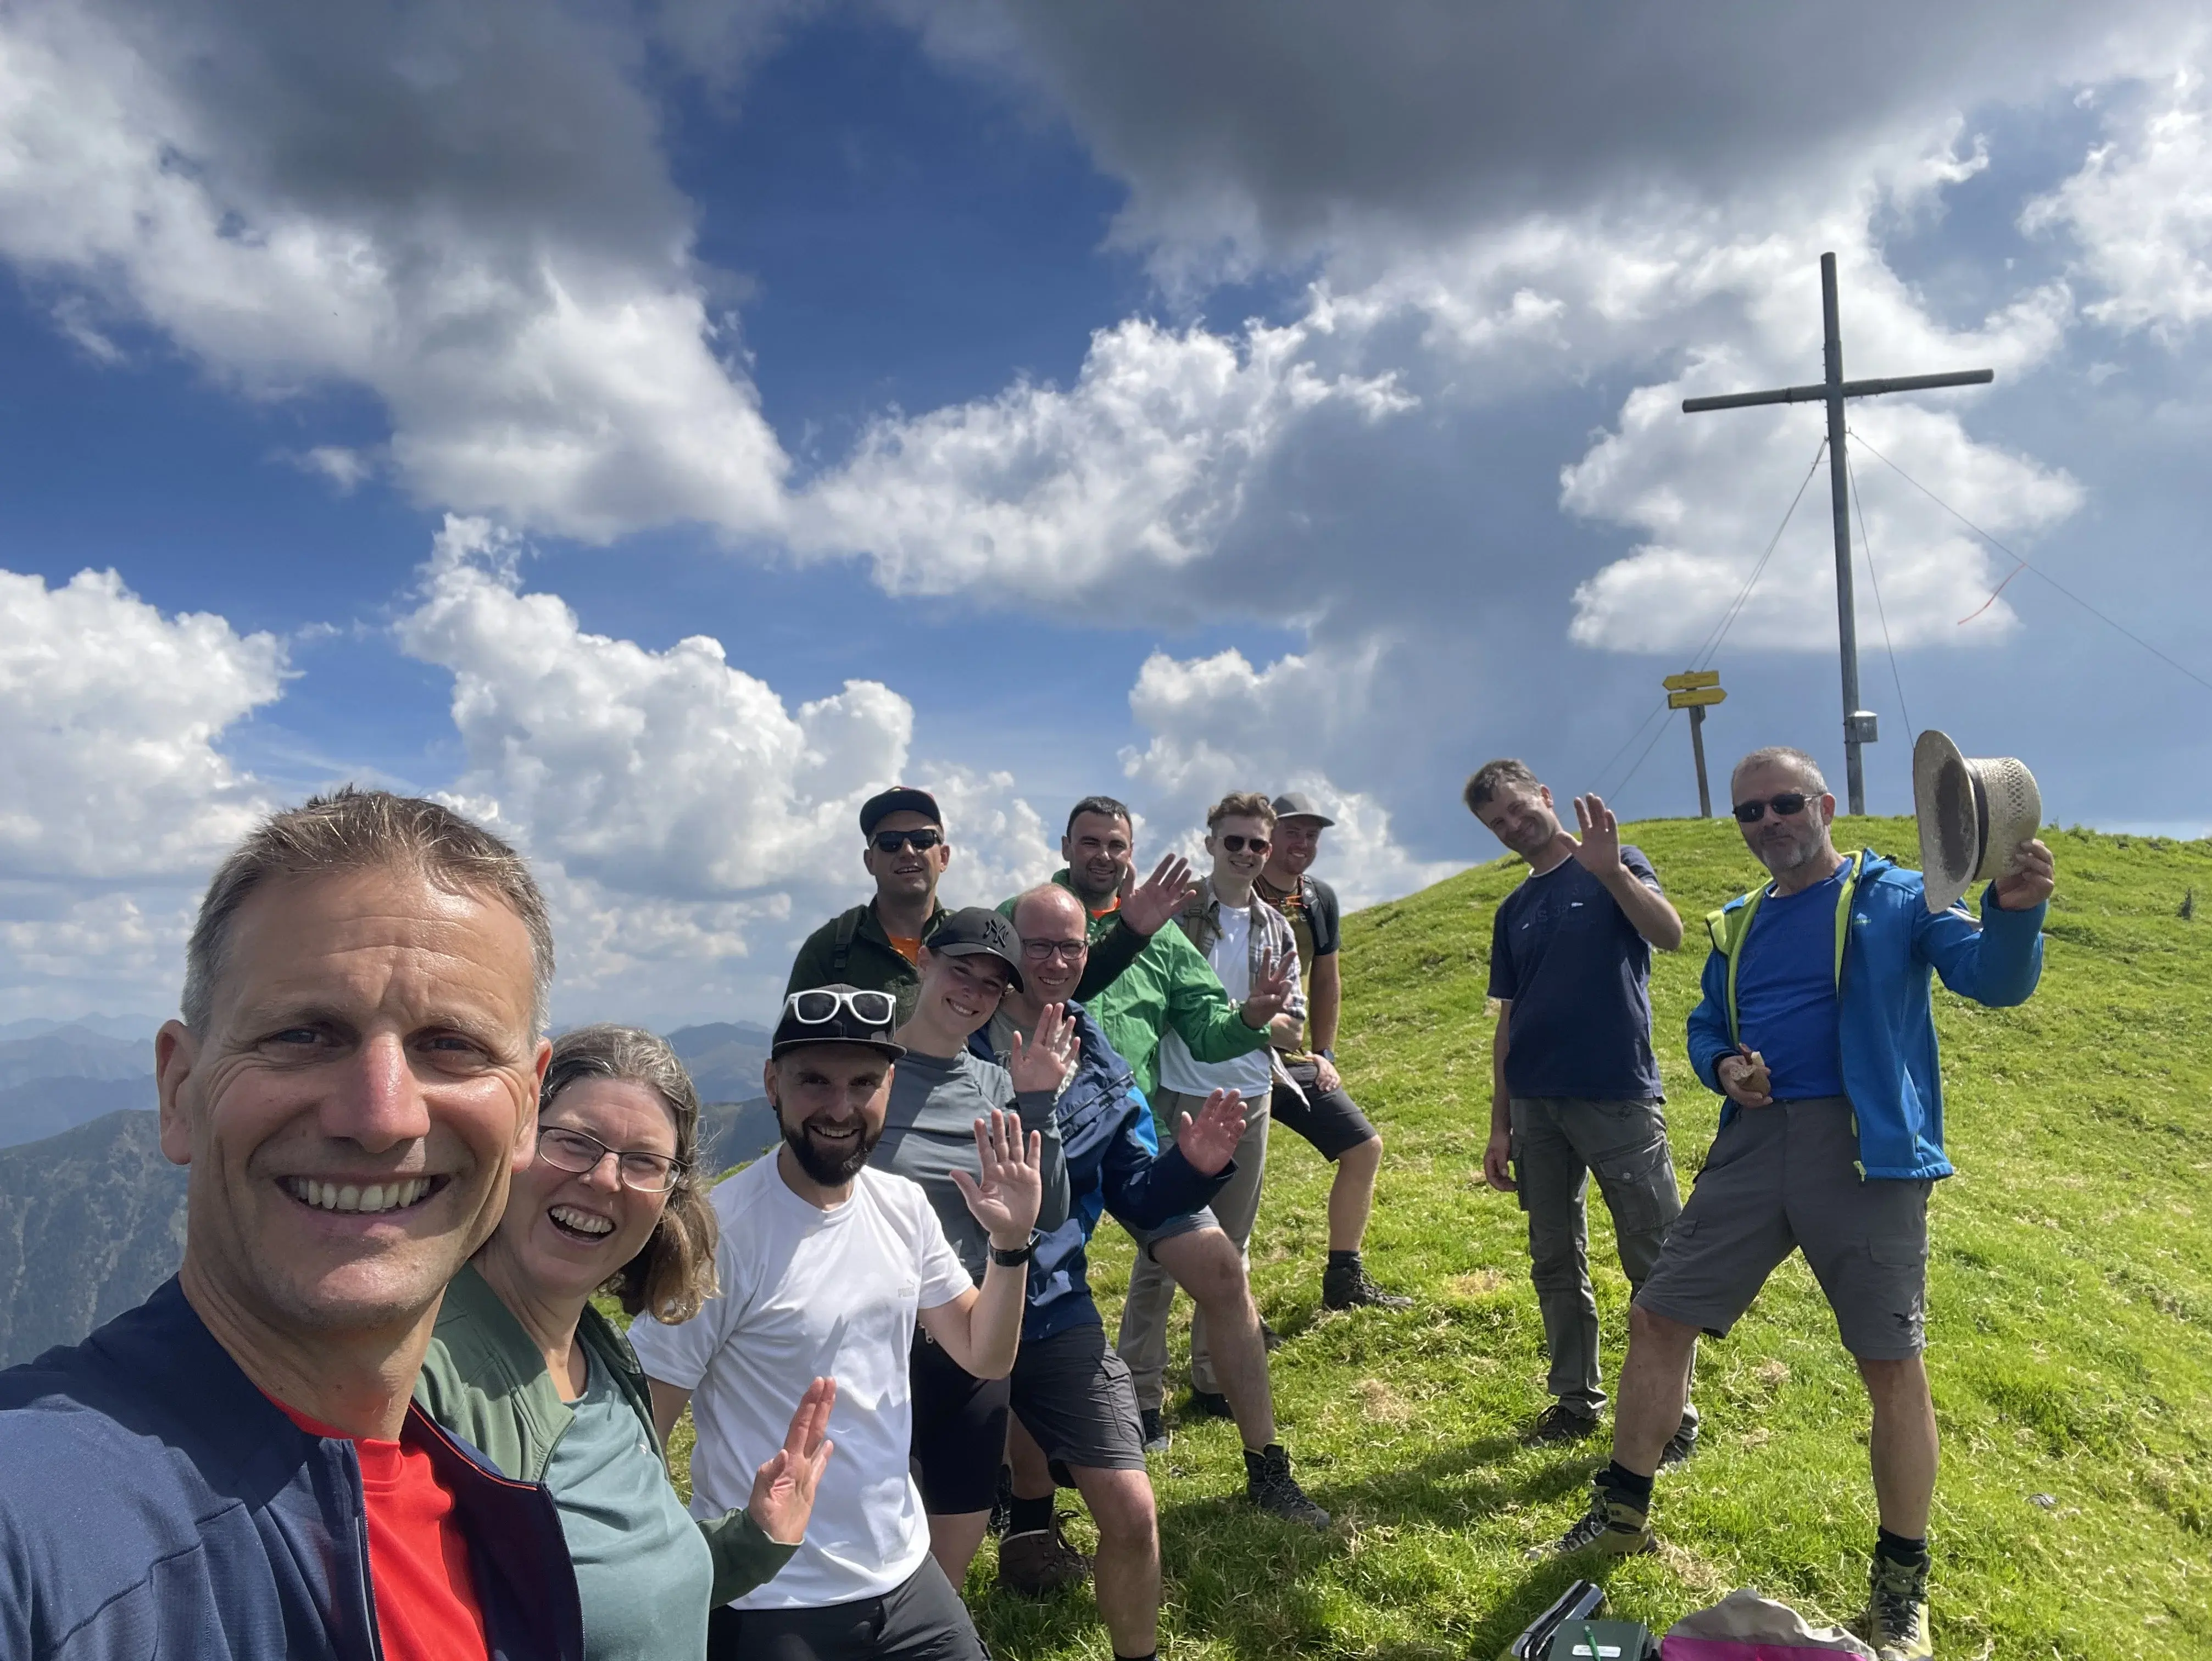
1523, 1401, 1602, 1445
1260, 1317, 1284, 1351
1140, 1407, 1171, 1454
1659, 1414, 1699, 1467
1322, 1255, 1413, 1310
1186, 1386, 1234, 1419
1243, 1443, 1330, 1529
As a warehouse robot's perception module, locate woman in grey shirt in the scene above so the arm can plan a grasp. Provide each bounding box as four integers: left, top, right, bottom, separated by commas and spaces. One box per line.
865, 907, 1075, 1576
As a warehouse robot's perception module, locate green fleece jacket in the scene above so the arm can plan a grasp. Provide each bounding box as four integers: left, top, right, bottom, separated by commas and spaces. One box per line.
414, 1263, 795, 1608
1000, 870, 1270, 1097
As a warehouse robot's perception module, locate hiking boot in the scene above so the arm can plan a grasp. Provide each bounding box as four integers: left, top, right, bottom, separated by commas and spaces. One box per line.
1140, 1407, 1171, 1454
1244, 1443, 1330, 1529
1546, 1481, 1654, 1558
1260, 1317, 1284, 1351
1524, 1401, 1602, 1445
1186, 1386, 1234, 1420
1659, 1414, 1699, 1468
1868, 1553, 1933, 1660
1322, 1255, 1413, 1310
997, 1516, 1092, 1596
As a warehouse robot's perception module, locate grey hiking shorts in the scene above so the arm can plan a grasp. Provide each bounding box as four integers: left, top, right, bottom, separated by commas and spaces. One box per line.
1632, 1095, 1932, 1359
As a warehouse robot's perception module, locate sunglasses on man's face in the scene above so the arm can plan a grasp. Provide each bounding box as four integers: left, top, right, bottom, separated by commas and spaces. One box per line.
1732, 793, 1810, 824
872, 828, 944, 854
1218, 834, 1270, 854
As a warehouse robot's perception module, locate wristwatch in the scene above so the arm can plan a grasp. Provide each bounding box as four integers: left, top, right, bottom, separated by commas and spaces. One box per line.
989, 1231, 1040, 1267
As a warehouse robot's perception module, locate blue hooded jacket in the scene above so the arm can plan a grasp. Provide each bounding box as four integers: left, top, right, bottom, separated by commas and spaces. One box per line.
1686, 850, 2046, 1180
0, 1277, 583, 1661
972, 1002, 1228, 1341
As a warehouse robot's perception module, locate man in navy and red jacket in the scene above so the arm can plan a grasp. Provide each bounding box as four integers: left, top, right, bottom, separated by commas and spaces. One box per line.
0, 789, 583, 1660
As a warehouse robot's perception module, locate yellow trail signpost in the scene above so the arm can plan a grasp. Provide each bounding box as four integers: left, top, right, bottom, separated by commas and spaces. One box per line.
1664, 675, 1727, 815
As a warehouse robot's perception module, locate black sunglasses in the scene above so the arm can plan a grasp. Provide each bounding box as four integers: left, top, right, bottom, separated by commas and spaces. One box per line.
872, 828, 944, 854
1218, 834, 1271, 853
1732, 793, 1810, 824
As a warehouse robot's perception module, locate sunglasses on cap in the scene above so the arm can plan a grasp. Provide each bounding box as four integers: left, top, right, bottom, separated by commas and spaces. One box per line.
1732, 793, 1810, 824
783, 987, 898, 1026
1218, 834, 1270, 854
872, 828, 944, 854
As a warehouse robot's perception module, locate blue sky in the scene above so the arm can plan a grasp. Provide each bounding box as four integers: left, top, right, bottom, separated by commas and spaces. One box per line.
3, 1, 2209, 1028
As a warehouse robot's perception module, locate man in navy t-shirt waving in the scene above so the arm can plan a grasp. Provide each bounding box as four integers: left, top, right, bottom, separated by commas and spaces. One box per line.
1465, 759, 1696, 1457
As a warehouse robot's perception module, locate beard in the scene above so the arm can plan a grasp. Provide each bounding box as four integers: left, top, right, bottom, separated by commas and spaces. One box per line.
781, 1112, 880, 1185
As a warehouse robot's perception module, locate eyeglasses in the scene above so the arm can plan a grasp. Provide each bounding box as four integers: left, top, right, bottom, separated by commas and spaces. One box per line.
872, 828, 943, 854
536, 1125, 687, 1194
1021, 938, 1088, 964
784, 987, 898, 1027
1732, 793, 1810, 824
1218, 834, 1271, 854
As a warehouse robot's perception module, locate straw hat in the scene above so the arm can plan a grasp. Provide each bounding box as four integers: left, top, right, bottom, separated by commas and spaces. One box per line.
1912, 729, 2042, 913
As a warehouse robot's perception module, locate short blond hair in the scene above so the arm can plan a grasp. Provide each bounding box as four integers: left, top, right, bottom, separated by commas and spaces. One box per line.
1206, 792, 1277, 830
182, 787, 554, 1034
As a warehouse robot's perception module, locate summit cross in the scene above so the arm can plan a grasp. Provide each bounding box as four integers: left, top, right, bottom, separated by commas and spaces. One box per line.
1682, 252, 1993, 815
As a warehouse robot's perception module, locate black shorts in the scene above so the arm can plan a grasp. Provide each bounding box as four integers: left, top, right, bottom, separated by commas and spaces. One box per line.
1271, 1058, 1378, 1161
1010, 1323, 1148, 1482
907, 1328, 1009, 1515
707, 1556, 985, 1661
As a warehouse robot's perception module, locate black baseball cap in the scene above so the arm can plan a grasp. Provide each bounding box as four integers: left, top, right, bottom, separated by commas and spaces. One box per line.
772, 985, 906, 1061
860, 786, 943, 835
923, 906, 1025, 993
1271, 791, 1336, 827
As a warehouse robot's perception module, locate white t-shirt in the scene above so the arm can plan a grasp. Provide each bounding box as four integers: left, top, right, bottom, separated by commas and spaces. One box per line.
1158, 905, 1274, 1099
627, 1154, 973, 1610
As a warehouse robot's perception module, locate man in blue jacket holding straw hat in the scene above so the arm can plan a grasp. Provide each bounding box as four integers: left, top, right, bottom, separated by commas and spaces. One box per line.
1551, 742, 2053, 1661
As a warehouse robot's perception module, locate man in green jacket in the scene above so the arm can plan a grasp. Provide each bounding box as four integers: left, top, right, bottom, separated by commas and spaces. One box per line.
1005, 795, 1329, 1526
790, 785, 1193, 1016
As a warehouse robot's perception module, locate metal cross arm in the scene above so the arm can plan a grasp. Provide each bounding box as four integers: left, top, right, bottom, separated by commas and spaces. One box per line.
1682, 369, 1993, 414
1677, 251, 1994, 813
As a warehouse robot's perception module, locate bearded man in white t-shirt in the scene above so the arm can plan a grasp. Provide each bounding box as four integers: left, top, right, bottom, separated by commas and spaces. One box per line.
631, 985, 1043, 1661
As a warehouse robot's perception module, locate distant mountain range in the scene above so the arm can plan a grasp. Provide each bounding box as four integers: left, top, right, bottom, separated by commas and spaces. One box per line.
0, 1110, 188, 1368
0, 1016, 782, 1368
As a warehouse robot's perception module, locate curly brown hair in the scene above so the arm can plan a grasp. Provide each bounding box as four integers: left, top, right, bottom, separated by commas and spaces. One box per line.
542, 1024, 720, 1324
1205, 791, 1277, 830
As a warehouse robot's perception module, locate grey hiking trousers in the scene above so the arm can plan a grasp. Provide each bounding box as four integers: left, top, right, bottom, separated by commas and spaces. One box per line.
1511, 1095, 1694, 1422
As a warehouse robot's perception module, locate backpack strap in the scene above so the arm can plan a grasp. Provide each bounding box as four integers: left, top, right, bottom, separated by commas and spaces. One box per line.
831, 906, 863, 980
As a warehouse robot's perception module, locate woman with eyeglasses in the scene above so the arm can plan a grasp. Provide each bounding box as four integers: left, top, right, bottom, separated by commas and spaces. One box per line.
416, 1024, 834, 1661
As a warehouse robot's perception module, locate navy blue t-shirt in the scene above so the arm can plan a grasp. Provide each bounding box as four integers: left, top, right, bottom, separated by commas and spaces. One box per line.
1487, 846, 1665, 1101
1732, 864, 1848, 1100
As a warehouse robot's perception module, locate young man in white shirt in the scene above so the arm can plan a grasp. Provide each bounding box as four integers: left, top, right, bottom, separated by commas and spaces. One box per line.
1117, 794, 1310, 1446
631, 985, 1044, 1661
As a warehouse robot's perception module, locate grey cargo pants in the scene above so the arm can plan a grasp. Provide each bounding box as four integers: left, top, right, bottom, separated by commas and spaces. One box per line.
1511, 1095, 1695, 1423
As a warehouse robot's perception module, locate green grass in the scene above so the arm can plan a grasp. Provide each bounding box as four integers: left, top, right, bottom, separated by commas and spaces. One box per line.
670, 818, 2212, 1658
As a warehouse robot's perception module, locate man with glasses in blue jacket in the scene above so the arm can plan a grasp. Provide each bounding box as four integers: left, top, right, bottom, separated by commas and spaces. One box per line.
1551, 746, 2054, 1661
961, 883, 1247, 1661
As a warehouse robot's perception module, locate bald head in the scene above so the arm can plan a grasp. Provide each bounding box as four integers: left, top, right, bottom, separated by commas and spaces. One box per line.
1010, 885, 1089, 1009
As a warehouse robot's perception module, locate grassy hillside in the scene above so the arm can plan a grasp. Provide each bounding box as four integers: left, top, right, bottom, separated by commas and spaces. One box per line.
681, 817, 2212, 1658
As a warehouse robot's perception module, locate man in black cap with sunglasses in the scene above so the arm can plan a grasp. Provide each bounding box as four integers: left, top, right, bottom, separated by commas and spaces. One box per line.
788, 787, 1191, 1018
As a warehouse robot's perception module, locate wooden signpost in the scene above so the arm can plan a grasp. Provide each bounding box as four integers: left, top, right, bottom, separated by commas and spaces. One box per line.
1664, 671, 1725, 817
